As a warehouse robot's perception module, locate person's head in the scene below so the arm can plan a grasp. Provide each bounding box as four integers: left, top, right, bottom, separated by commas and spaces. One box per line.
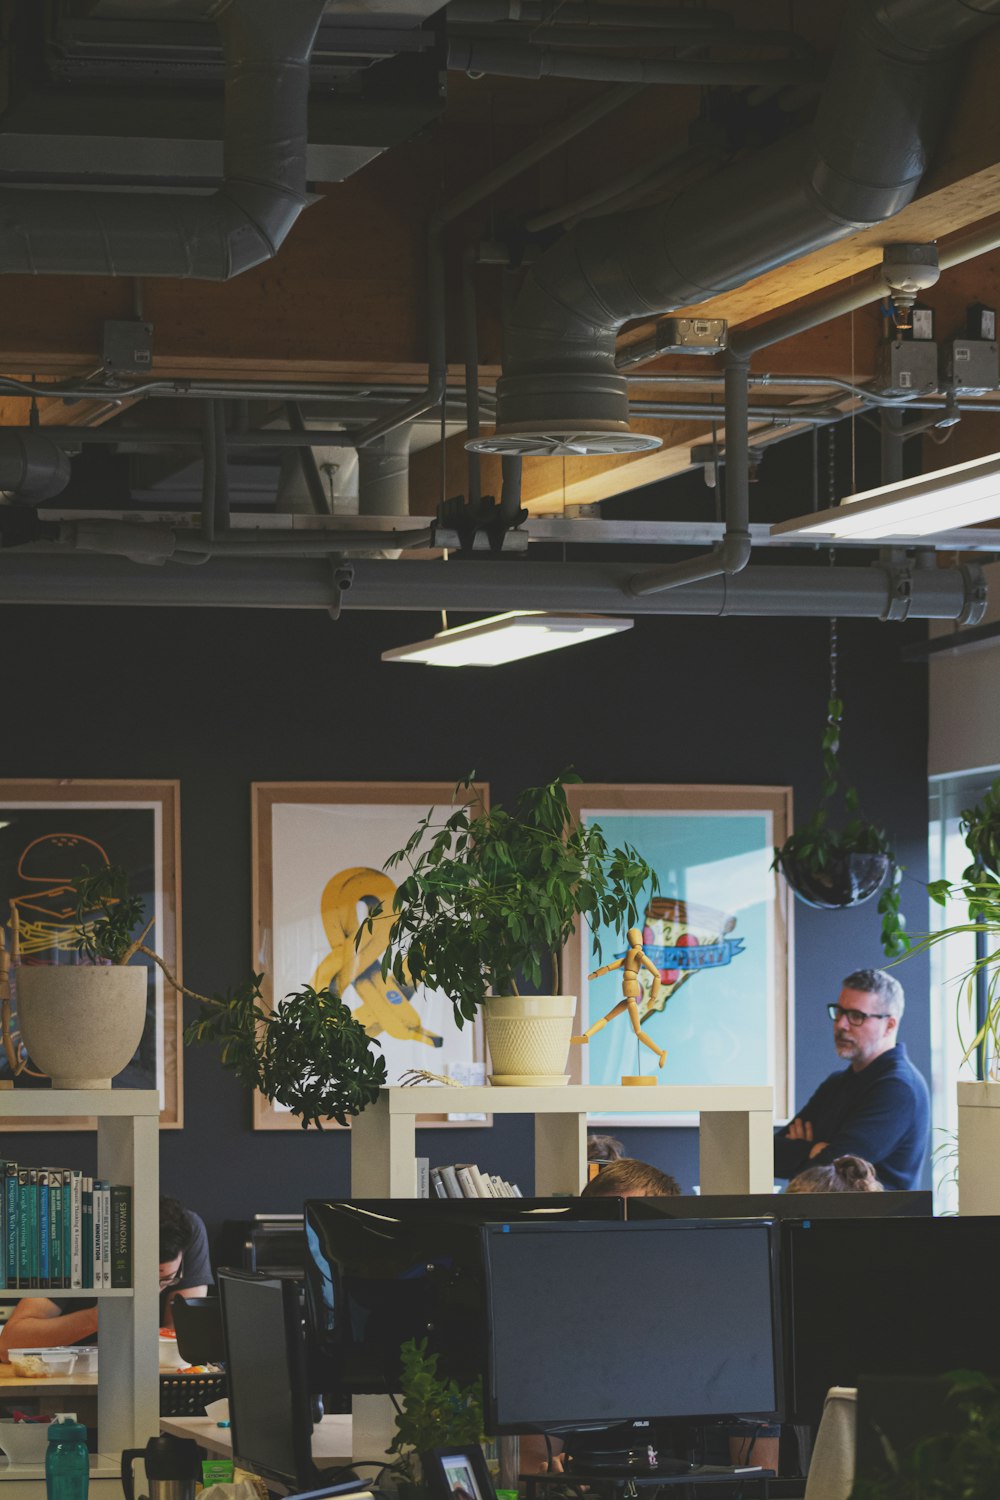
830, 968, 904, 1070
785, 1154, 884, 1194
587, 1133, 625, 1162
581, 1158, 681, 1199
159, 1195, 194, 1289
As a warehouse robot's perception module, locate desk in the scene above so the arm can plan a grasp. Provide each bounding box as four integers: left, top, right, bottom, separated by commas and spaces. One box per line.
160, 1414, 353, 1466
0, 1372, 98, 1428
525, 1470, 774, 1496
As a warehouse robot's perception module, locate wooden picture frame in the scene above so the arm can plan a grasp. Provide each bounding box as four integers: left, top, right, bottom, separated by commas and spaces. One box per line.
0, 778, 183, 1129
252, 782, 490, 1130
564, 783, 794, 1121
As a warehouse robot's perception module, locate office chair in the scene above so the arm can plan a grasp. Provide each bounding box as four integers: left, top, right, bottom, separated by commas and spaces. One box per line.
803, 1388, 856, 1500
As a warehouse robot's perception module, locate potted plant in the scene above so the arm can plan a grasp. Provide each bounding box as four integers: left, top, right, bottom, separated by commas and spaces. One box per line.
849, 1369, 1000, 1499
772, 625, 907, 959
5, 865, 385, 1124
388, 1337, 484, 1498
376, 770, 658, 1085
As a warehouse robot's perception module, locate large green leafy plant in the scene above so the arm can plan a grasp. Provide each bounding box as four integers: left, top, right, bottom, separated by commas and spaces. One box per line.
849, 1370, 1000, 1500
6, 864, 385, 1127
772, 623, 906, 959
389, 1337, 485, 1491
376, 771, 658, 1025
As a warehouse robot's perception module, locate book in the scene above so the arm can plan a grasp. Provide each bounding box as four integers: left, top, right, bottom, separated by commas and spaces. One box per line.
17, 1168, 30, 1289
82, 1177, 93, 1289
110, 1184, 132, 1289
100, 1182, 111, 1289
429, 1167, 448, 1199
69, 1170, 82, 1289
416, 1157, 430, 1199
455, 1165, 480, 1198
4, 1162, 17, 1288
437, 1164, 463, 1199
27, 1169, 38, 1288
37, 1169, 49, 1289
50, 1169, 63, 1288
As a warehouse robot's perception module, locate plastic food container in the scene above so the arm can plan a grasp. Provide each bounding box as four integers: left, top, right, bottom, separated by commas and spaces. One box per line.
8, 1350, 77, 1378
61, 1347, 98, 1375
158, 1332, 187, 1372
0, 1419, 53, 1464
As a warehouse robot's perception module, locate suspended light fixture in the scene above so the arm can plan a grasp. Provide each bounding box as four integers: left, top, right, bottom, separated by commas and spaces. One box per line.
382, 611, 632, 666
771, 451, 1000, 542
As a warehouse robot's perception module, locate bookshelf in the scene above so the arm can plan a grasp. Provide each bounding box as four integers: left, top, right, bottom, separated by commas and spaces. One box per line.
0, 1089, 159, 1499
350, 1084, 775, 1197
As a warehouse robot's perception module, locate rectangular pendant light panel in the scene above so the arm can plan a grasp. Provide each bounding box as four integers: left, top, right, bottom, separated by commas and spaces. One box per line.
771, 451, 1000, 541
382, 612, 633, 666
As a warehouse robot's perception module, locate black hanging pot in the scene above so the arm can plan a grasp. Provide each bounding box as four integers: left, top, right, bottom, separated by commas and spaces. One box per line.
780, 851, 891, 911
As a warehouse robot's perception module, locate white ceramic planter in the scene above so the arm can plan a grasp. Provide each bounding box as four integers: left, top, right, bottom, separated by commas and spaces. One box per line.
484, 994, 577, 1085
957, 1079, 1000, 1215
16, 964, 147, 1089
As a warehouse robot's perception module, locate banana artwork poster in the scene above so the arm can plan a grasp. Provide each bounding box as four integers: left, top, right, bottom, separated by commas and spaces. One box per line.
566, 786, 793, 1119
253, 783, 486, 1128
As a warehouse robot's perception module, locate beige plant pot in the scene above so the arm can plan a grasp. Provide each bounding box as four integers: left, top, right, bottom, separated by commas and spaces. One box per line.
16, 964, 147, 1089
484, 994, 577, 1085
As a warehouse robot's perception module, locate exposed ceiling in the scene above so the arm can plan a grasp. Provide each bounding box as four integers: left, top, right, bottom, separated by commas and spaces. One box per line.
0, 0, 1000, 622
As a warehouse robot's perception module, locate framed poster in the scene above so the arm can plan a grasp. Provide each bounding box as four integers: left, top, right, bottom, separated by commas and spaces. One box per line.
564, 784, 793, 1120
252, 782, 489, 1130
0, 778, 182, 1128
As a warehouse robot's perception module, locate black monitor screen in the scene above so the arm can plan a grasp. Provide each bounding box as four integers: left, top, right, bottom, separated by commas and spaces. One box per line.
481, 1219, 781, 1432
219, 1271, 313, 1490
303, 1197, 624, 1395
627, 1191, 932, 1222
784, 1216, 1000, 1426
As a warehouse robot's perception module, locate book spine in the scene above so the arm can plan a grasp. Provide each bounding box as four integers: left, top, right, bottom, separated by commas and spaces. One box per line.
17, 1169, 30, 1289
92, 1180, 102, 1291
62, 1170, 72, 1290
429, 1168, 448, 1199
0, 1161, 7, 1292
50, 1170, 62, 1289
70, 1171, 82, 1289
416, 1157, 430, 1200
469, 1165, 496, 1198
100, 1183, 111, 1290
455, 1165, 480, 1198
437, 1164, 463, 1199
5, 1163, 17, 1289
28, 1169, 39, 1288
110, 1185, 132, 1289
82, 1177, 93, 1289
37, 1170, 49, 1290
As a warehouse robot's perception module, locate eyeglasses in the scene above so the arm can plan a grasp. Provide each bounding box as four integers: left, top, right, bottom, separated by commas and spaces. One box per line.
827, 1002, 889, 1027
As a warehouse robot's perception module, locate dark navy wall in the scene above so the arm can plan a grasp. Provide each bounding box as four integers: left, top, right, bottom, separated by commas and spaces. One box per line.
0, 589, 931, 1246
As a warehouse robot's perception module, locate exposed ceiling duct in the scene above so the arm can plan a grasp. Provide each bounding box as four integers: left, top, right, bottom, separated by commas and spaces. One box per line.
482, 0, 1000, 455
0, 0, 328, 280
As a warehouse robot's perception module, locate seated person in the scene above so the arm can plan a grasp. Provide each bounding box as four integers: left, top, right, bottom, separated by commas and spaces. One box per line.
581, 1158, 681, 1198
0, 1195, 211, 1358
785, 1154, 884, 1194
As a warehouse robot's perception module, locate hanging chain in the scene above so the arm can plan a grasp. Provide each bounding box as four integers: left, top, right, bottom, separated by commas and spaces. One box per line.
829, 617, 838, 704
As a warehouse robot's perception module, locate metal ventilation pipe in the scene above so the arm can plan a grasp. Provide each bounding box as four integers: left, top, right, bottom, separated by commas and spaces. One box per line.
0, 431, 71, 502
358, 425, 414, 517
487, 0, 1000, 453
0, 0, 327, 280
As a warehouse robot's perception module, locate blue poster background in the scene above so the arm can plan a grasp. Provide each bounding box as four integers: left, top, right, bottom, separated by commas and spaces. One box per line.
582, 811, 774, 1088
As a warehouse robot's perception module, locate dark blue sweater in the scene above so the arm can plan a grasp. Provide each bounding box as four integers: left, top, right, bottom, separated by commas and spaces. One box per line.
773, 1043, 930, 1190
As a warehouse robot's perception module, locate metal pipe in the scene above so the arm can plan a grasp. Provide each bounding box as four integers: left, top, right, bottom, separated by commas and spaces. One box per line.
285, 401, 333, 515
628, 355, 753, 595
446, 3, 735, 30
525, 144, 696, 234
447, 38, 818, 87
354, 223, 446, 448
0, 555, 980, 618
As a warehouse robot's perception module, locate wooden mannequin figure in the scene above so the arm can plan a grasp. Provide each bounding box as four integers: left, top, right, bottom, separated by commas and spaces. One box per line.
571, 926, 667, 1081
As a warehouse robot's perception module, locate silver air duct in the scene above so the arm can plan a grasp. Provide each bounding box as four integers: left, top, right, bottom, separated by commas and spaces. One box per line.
0, 431, 71, 503
358, 425, 414, 518
477, 0, 1000, 455
0, 0, 327, 280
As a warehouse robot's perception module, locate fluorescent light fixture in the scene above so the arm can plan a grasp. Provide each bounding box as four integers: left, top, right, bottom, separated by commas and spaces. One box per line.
771, 450, 1000, 541
381, 611, 633, 666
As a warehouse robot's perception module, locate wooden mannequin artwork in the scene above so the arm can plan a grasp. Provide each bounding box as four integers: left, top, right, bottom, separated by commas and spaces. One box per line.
571, 926, 667, 1077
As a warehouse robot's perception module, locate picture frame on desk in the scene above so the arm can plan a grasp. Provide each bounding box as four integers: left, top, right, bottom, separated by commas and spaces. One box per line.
423, 1445, 497, 1500
564, 783, 794, 1122
0, 778, 183, 1128
252, 782, 490, 1131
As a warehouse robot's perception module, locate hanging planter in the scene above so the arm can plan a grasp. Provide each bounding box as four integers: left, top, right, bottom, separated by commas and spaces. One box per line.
772, 620, 907, 958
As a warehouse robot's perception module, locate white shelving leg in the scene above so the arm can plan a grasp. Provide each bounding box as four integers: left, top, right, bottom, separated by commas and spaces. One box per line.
534, 1111, 586, 1197
958, 1092, 1000, 1214
698, 1109, 773, 1194
97, 1111, 159, 1453
351, 1096, 418, 1197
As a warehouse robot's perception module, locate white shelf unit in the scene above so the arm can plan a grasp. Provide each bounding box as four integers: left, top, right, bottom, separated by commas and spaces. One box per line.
0, 1090, 159, 1498
350, 1084, 775, 1198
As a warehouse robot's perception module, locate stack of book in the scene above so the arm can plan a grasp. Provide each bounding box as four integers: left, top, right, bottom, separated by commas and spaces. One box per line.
430, 1163, 523, 1199
0, 1162, 132, 1291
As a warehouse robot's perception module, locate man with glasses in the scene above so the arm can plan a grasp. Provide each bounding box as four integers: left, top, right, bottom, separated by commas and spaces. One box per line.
0, 1195, 212, 1357
774, 968, 929, 1191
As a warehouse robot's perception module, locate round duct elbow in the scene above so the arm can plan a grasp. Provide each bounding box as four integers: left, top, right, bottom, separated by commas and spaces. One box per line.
0, 431, 71, 503
474, 370, 661, 456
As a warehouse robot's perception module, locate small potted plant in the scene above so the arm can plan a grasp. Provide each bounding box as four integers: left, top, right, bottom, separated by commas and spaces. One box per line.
376, 770, 658, 1084
6, 865, 385, 1124
388, 1337, 484, 1498
772, 635, 907, 959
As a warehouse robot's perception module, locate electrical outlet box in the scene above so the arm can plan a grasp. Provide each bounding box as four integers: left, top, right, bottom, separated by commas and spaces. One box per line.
651, 316, 728, 354
874, 339, 938, 396
102, 319, 153, 375
942, 338, 999, 395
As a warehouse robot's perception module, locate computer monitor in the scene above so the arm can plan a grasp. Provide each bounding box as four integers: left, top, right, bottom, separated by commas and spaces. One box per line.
627, 1190, 932, 1222
783, 1216, 1000, 1427
480, 1218, 782, 1433
303, 1197, 624, 1395
219, 1270, 315, 1491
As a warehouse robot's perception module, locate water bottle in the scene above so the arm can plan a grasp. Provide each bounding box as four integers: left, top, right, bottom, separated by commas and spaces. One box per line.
45, 1416, 88, 1500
